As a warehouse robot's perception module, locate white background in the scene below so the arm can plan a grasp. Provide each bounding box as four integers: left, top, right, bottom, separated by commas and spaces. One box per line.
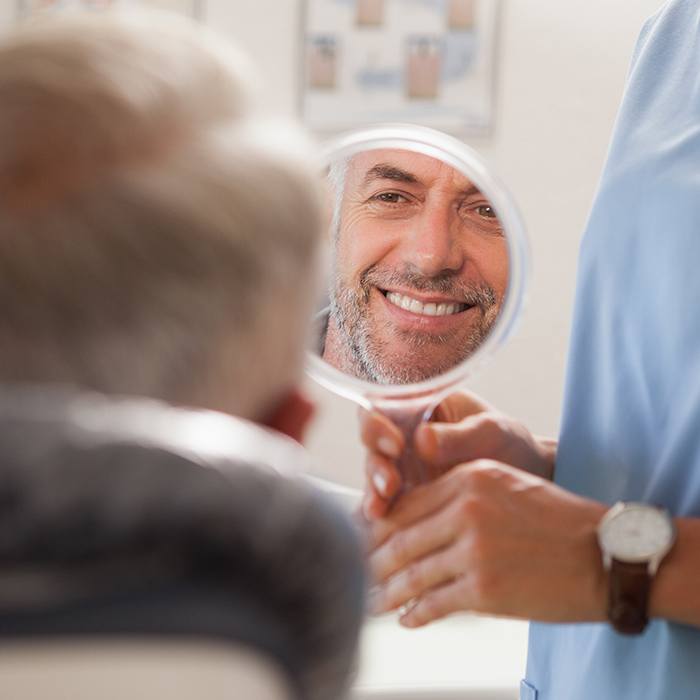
0, 0, 666, 487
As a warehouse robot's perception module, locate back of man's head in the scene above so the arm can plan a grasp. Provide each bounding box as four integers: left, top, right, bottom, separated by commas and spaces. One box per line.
0, 12, 322, 422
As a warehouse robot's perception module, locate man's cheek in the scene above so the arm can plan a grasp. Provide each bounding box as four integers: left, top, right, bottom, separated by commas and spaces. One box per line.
471, 244, 509, 297
352, 240, 397, 281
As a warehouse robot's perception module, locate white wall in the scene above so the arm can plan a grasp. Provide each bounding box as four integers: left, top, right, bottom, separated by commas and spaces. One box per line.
0, 0, 665, 488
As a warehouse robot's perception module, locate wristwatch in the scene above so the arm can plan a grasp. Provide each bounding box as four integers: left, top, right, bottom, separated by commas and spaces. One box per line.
597, 502, 676, 635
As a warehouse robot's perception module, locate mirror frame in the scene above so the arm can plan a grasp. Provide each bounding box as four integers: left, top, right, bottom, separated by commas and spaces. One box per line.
306, 123, 530, 405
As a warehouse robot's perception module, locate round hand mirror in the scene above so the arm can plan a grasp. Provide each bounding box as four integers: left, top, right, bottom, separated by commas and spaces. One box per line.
307, 124, 529, 489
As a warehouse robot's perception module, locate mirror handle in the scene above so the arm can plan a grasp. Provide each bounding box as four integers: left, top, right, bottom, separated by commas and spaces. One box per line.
374, 397, 438, 495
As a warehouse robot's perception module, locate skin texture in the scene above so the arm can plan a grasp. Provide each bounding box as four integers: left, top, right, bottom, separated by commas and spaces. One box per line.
359, 391, 700, 630
261, 388, 315, 444
323, 150, 509, 384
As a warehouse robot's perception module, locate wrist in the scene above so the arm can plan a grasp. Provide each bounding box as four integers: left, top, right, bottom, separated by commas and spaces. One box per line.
648, 516, 691, 622
554, 492, 607, 621
580, 500, 608, 620
534, 436, 558, 481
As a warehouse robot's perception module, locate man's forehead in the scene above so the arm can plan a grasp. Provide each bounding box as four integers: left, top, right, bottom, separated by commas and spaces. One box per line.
348, 149, 475, 192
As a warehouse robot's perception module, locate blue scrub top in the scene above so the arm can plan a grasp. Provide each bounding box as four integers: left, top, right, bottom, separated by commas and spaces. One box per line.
523, 1, 700, 698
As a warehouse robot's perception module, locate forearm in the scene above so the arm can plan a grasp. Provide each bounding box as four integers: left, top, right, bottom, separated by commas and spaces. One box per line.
649, 516, 700, 627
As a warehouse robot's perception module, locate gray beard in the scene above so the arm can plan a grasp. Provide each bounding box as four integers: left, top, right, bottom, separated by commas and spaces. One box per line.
329, 266, 499, 385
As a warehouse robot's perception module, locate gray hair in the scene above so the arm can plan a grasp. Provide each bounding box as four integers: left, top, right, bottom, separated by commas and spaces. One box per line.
327, 156, 349, 241
0, 12, 323, 420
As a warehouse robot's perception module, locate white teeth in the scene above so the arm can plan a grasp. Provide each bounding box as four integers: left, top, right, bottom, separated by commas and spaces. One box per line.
385, 292, 465, 317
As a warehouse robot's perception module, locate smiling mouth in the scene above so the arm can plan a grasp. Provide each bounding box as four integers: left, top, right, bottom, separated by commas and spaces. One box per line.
382, 290, 469, 317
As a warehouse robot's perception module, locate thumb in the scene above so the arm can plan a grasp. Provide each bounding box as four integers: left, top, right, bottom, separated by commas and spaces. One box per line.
432, 390, 494, 423
415, 416, 485, 470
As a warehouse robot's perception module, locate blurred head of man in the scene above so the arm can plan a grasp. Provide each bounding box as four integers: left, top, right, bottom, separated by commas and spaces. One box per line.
322, 149, 509, 385
0, 12, 323, 439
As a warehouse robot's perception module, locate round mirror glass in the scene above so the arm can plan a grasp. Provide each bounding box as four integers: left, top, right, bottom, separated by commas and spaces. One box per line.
308, 124, 528, 406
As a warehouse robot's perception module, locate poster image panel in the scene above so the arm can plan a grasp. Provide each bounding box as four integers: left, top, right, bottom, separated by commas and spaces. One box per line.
301, 0, 501, 135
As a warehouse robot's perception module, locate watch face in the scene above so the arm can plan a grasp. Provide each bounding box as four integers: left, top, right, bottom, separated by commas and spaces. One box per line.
598, 505, 675, 562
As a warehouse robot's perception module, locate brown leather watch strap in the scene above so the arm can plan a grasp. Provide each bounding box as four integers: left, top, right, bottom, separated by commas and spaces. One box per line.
608, 559, 651, 635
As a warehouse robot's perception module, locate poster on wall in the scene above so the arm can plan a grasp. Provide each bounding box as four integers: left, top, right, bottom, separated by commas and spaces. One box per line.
16, 0, 203, 21
302, 0, 502, 135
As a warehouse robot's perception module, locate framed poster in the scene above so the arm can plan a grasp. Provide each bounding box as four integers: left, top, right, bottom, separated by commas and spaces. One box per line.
301, 0, 502, 135
17, 0, 203, 21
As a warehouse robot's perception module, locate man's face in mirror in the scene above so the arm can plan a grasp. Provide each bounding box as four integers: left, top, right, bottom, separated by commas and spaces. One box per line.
324, 149, 509, 384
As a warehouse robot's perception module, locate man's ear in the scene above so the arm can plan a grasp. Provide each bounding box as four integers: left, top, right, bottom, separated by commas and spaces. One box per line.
261, 388, 315, 444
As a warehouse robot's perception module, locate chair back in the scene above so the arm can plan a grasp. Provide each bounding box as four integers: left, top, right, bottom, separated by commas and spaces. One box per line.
0, 639, 293, 700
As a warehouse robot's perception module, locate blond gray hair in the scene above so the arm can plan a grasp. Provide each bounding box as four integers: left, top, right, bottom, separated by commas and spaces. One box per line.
0, 11, 323, 421
327, 156, 349, 240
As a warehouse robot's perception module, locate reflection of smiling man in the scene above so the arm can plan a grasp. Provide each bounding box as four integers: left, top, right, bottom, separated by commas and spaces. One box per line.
322, 149, 509, 384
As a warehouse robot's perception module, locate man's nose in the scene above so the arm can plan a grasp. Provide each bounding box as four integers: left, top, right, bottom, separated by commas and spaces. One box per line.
401, 202, 464, 277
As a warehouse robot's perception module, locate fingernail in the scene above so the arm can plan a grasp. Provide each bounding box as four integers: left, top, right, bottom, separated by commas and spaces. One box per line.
373, 471, 388, 496
377, 436, 400, 459
415, 424, 438, 459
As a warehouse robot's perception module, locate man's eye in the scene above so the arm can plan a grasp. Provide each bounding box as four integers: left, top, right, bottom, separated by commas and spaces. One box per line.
373, 192, 408, 204
458, 200, 498, 222
475, 204, 497, 219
